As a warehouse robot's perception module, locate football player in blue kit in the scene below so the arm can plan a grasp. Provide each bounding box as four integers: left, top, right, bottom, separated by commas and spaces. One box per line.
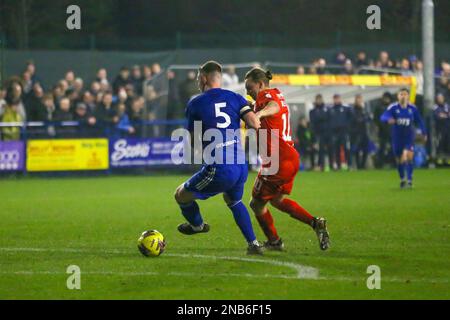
174, 61, 264, 254
380, 88, 427, 188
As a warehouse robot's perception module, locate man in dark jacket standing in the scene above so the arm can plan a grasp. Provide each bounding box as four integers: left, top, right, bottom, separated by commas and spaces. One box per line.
329, 94, 352, 170
54, 97, 75, 138
74, 102, 97, 138
373, 92, 394, 168
350, 94, 371, 169
113, 67, 131, 95
309, 94, 332, 171
95, 91, 118, 136
433, 93, 450, 165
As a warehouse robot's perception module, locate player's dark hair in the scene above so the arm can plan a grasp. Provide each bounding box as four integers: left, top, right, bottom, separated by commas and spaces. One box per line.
245, 68, 273, 85
199, 61, 222, 74
399, 87, 410, 94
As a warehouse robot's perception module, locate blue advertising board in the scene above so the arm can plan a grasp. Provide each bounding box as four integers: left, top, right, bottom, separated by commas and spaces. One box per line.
0, 141, 25, 172
109, 138, 182, 167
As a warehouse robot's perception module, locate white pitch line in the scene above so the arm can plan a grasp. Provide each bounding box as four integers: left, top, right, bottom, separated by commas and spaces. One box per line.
1, 247, 449, 284
0, 270, 447, 284
0, 247, 318, 280
0, 270, 301, 280
164, 253, 318, 279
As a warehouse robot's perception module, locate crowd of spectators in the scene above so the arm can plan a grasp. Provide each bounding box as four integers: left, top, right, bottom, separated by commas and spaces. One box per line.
0, 50, 449, 167
0, 61, 189, 139
295, 51, 450, 101
299, 51, 425, 76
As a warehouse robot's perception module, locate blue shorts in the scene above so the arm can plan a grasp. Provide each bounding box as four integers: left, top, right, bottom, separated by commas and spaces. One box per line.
392, 139, 414, 158
184, 164, 248, 201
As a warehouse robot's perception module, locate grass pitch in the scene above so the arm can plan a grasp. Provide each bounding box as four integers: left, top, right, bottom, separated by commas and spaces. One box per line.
0, 169, 449, 299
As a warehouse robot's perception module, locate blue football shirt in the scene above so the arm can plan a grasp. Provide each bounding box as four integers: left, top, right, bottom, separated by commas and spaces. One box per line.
380, 103, 426, 142
186, 88, 251, 165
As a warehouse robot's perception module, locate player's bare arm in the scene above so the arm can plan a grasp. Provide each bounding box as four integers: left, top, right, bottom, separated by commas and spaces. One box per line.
242, 109, 261, 129
256, 101, 280, 119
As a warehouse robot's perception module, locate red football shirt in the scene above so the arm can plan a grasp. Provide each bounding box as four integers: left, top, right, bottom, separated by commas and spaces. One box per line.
255, 88, 298, 169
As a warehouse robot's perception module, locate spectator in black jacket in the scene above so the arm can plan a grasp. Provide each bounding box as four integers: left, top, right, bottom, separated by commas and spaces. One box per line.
295, 116, 314, 171
27, 92, 53, 138
54, 97, 73, 121
113, 67, 131, 94
329, 94, 352, 170
96, 68, 109, 87
373, 92, 394, 168
350, 95, 371, 169
130, 65, 143, 95
22, 70, 34, 96
434, 93, 450, 165
74, 102, 96, 137
309, 94, 332, 171
167, 70, 181, 119
25, 82, 45, 121
25, 60, 41, 87
39, 94, 56, 122
179, 71, 198, 107
54, 97, 74, 137
81, 91, 96, 114
129, 96, 145, 137
342, 59, 354, 75
355, 51, 368, 68
95, 91, 118, 136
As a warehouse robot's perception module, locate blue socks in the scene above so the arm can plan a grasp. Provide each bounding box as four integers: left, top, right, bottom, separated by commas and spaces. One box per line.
397, 163, 405, 181
179, 201, 203, 227
398, 161, 413, 182
228, 201, 257, 243
179, 199, 257, 244
406, 161, 413, 182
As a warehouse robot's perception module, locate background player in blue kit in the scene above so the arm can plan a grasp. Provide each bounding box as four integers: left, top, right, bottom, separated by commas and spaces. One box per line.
380, 88, 427, 188
173, 61, 264, 254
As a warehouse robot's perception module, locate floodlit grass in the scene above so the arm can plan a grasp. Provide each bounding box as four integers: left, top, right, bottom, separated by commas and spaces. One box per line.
0, 169, 449, 299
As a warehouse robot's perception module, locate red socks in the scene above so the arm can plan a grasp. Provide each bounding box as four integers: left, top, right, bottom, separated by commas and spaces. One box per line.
271, 198, 314, 226
255, 209, 279, 242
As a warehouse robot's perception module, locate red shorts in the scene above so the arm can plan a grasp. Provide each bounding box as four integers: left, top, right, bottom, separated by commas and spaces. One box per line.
252, 156, 300, 201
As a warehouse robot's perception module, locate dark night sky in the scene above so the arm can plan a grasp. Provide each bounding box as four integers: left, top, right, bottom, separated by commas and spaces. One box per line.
0, 0, 449, 48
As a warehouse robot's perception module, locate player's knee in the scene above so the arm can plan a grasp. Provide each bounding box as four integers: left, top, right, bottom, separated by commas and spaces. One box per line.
174, 186, 184, 204
173, 188, 180, 203
407, 153, 414, 162
249, 198, 257, 211
223, 193, 232, 206
269, 195, 283, 207
249, 198, 263, 213
269, 199, 280, 208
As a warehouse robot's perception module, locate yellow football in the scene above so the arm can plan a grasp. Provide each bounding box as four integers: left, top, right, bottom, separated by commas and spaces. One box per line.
137, 230, 166, 257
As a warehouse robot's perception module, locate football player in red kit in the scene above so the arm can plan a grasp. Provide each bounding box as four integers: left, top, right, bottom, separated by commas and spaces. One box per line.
245, 68, 330, 251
